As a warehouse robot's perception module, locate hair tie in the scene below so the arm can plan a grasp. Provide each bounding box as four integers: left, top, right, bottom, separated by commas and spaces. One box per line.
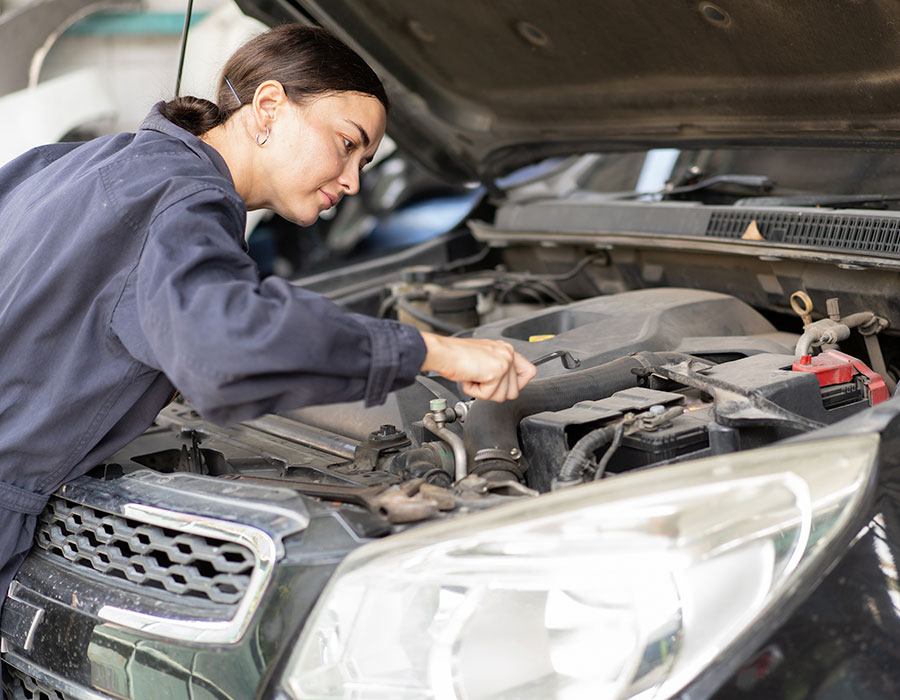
223, 75, 242, 106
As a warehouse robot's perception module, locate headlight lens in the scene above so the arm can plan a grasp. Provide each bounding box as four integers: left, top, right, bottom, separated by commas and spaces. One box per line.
283, 434, 878, 700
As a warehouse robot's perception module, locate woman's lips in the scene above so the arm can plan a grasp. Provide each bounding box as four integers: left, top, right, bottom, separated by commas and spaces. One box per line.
319, 190, 336, 209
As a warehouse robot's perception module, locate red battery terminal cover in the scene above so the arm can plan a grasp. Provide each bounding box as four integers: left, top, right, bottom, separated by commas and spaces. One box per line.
792, 350, 889, 405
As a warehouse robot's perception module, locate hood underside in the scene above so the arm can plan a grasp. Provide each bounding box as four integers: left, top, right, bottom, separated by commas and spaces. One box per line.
238, 0, 900, 181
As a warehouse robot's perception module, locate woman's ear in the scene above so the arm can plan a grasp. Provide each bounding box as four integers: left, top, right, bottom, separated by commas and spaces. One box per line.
252, 80, 286, 130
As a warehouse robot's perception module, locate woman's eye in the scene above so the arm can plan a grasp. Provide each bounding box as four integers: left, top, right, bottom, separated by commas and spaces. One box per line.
342, 137, 355, 152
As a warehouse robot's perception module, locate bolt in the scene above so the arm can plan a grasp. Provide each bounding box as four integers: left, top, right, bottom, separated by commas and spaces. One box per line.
648, 405, 666, 415
369, 424, 406, 444
510, 448, 522, 459
430, 398, 448, 412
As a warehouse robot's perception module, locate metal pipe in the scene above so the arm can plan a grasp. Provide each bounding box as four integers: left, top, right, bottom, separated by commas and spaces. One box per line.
243, 414, 359, 459
423, 413, 468, 481
174, 0, 194, 96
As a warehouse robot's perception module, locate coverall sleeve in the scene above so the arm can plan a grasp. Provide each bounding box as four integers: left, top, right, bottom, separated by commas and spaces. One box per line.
133, 187, 426, 425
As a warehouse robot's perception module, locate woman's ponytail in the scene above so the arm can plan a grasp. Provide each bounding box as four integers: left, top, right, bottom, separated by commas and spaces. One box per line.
158, 96, 224, 136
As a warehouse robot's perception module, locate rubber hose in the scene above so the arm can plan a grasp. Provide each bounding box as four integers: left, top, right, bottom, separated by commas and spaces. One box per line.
463, 351, 698, 480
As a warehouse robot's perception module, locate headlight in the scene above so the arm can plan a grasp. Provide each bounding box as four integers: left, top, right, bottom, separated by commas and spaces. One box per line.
282, 434, 878, 700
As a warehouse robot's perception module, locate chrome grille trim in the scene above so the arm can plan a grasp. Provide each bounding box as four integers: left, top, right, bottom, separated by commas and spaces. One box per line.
94, 503, 277, 644
35, 497, 254, 606
13, 470, 308, 645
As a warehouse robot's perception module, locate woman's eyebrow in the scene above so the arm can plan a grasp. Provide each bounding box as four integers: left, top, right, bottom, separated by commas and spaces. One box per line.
343, 119, 370, 148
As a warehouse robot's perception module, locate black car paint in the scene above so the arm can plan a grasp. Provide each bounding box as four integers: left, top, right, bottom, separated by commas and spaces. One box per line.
694, 405, 900, 700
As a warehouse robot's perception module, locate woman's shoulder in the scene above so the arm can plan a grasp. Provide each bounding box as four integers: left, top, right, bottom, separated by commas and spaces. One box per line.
101, 127, 239, 205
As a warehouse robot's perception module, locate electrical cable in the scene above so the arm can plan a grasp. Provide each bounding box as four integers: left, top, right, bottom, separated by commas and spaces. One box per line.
533, 253, 605, 282
521, 278, 572, 304
435, 245, 492, 273
593, 422, 625, 480
377, 293, 399, 318
496, 282, 545, 306
395, 294, 465, 334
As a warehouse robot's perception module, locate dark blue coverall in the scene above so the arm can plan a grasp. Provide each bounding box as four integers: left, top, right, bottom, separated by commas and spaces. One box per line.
0, 105, 427, 618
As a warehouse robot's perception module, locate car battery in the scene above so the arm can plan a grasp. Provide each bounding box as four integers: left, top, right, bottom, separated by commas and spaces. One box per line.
607, 412, 710, 474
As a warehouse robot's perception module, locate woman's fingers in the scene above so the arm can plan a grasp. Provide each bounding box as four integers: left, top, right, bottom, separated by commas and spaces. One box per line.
420, 332, 537, 402
514, 353, 538, 388
461, 357, 530, 401
489, 371, 511, 402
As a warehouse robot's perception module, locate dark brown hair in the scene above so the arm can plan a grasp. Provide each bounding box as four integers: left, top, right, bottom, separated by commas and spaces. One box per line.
160, 24, 389, 136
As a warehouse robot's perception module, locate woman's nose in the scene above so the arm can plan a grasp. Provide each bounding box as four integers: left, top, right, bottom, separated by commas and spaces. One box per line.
337, 166, 360, 195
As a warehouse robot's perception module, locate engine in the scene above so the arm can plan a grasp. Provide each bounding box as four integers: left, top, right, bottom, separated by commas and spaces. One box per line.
112, 286, 891, 527
272, 287, 888, 507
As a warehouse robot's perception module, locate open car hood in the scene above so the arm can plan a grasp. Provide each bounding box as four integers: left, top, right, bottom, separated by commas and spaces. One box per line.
237, 0, 900, 182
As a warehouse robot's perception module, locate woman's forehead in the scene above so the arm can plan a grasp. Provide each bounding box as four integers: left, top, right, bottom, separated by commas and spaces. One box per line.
301, 92, 385, 127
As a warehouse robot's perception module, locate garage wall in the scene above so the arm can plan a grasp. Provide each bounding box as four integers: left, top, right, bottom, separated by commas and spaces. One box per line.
29, 0, 264, 134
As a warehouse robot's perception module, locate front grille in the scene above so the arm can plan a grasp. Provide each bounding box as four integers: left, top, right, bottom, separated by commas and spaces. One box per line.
34, 496, 254, 605
706, 210, 900, 255
3, 665, 69, 700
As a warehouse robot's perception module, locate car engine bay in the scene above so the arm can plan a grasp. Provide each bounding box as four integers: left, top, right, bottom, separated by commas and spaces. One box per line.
93, 247, 895, 529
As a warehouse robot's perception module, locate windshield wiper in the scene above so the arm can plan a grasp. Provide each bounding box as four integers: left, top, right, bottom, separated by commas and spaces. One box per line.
734, 193, 900, 208
617, 173, 776, 200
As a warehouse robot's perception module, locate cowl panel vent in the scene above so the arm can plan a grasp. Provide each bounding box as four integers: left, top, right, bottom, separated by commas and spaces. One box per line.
707, 210, 900, 255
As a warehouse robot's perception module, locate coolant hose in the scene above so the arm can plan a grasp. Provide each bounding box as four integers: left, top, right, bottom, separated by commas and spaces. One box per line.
462, 351, 697, 481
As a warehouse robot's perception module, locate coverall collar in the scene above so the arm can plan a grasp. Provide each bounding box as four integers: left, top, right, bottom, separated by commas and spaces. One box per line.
140, 102, 235, 188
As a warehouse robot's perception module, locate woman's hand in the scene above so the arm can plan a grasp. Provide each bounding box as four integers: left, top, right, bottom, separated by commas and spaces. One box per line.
420, 332, 537, 402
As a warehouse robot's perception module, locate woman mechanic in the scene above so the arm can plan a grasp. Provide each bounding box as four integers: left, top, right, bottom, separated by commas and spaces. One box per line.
0, 25, 536, 609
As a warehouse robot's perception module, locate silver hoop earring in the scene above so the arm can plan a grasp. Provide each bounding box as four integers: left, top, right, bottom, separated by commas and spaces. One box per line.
255, 126, 270, 147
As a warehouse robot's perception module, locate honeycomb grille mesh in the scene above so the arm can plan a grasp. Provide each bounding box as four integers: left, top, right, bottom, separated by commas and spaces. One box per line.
706, 210, 900, 255
33, 497, 254, 605
3, 665, 70, 700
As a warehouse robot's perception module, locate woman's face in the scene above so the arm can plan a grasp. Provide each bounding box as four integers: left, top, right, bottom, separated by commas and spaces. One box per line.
258, 91, 386, 226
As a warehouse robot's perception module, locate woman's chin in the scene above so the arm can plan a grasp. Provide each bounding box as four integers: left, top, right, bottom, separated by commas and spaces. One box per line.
280, 209, 318, 227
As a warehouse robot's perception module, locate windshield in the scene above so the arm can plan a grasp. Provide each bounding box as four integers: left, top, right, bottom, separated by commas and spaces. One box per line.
571, 148, 900, 208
